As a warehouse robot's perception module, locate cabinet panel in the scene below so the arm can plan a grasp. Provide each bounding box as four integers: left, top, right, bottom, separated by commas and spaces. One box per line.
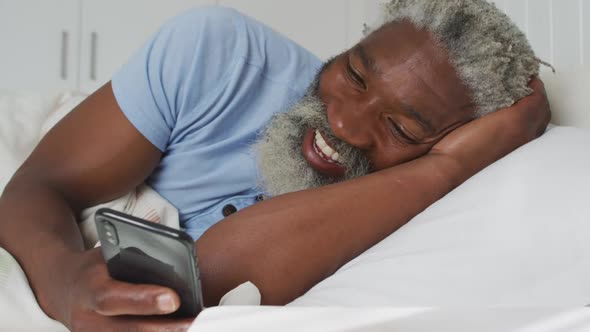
219, 0, 349, 60
79, 0, 215, 94
0, 0, 79, 91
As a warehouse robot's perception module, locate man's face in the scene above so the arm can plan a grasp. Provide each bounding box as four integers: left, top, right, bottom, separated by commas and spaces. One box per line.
256, 21, 475, 196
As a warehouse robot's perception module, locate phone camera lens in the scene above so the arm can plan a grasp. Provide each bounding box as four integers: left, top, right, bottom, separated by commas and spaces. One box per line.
103, 221, 119, 245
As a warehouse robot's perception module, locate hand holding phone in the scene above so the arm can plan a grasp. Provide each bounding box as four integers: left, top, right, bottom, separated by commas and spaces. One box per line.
95, 208, 204, 317
54, 248, 194, 332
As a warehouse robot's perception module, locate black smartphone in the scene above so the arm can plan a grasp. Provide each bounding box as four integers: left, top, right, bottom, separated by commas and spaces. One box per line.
95, 208, 204, 317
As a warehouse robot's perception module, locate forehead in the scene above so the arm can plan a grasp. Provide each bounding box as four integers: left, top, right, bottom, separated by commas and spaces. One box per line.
360, 21, 474, 131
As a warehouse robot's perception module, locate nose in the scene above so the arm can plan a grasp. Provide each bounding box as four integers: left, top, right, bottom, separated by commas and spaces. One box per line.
326, 99, 375, 150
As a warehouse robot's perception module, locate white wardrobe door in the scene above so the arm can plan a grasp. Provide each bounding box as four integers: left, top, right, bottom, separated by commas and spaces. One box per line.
79, 0, 215, 94
219, 0, 349, 60
0, 0, 79, 92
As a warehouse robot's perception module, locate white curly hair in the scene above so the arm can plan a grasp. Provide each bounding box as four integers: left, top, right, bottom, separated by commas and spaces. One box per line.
365, 0, 543, 117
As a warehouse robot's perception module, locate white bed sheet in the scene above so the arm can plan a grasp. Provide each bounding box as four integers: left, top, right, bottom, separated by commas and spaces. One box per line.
192, 306, 590, 332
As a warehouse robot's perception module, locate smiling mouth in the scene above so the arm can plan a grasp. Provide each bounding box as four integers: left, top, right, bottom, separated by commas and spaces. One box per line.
312, 130, 343, 164
302, 128, 346, 178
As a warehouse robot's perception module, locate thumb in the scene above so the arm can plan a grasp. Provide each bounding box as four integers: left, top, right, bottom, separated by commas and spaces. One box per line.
91, 279, 181, 316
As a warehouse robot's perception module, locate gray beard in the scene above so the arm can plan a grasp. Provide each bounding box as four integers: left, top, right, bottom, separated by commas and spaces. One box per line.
254, 86, 371, 197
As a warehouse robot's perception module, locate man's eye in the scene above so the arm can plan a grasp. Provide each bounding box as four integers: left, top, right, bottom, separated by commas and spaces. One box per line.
388, 119, 418, 144
346, 62, 367, 90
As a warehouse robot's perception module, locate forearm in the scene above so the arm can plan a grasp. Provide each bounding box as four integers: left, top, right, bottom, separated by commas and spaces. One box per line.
0, 173, 84, 321
432, 99, 549, 185
196, 153, 460, 306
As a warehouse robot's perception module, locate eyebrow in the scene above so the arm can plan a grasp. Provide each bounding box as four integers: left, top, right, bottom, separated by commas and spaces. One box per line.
355, 44, 382, 76
400, 102, 435, 134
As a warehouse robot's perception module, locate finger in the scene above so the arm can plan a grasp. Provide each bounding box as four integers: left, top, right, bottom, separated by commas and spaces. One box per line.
91, 279, 181, 316
528, 77, 546, 94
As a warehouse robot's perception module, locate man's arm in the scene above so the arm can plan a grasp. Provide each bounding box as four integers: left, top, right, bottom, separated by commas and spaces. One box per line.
197, 151, 458, 305
0, 83, 192, 331
195, 78, 551, 306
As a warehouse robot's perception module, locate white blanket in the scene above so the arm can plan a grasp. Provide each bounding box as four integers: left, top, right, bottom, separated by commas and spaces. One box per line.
192, 306, 590, 332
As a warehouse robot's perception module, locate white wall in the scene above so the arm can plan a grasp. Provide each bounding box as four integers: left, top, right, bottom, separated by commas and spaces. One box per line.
490, 0, 589, 69
0, 0, 588, 92
226, 0, 590, 69
363, 0, 589, 70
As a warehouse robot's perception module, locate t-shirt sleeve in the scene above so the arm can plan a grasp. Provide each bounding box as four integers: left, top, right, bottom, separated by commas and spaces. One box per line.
111, 6, 245, 151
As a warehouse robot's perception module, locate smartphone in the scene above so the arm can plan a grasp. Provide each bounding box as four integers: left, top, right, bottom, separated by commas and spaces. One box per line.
95, 208, 204, 317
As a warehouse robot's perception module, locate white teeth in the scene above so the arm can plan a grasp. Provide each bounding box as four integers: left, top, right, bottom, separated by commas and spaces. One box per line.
322, 146, 335, 157
314, 130, 342, 163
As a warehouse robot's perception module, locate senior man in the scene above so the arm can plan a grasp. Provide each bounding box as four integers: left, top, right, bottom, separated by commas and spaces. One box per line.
0, 0, 550, 331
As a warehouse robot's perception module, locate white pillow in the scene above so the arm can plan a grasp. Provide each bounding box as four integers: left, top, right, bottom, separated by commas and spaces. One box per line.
0, 91, 86, 193
290, 126, 590, 306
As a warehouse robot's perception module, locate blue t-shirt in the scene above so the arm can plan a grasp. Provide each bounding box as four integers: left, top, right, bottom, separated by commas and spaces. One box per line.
111, 6, 322, 240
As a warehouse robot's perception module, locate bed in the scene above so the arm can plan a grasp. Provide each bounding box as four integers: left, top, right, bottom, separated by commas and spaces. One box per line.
1, 67, 590, 331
